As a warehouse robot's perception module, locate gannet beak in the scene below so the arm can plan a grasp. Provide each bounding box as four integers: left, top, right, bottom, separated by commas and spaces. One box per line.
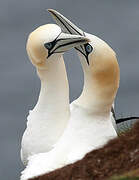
48, 9, 90, 64
48, 9, 84, 36
45, 32, 89, 58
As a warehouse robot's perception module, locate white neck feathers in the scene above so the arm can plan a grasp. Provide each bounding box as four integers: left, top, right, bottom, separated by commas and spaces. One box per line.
33, 56, 70, 114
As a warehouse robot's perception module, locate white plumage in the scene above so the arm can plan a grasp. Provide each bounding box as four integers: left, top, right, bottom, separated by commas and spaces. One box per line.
21, 10, 120, 180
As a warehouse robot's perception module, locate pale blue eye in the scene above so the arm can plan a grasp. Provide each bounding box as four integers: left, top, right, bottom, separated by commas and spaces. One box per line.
85, 44, 93, 53
44, 42, 53, 50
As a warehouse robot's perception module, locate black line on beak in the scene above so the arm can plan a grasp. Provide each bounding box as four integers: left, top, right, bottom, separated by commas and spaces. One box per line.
48, 39, 87, 58
75, 46, 90, 65
49, 11, 90, 65
50, 11, 83, 36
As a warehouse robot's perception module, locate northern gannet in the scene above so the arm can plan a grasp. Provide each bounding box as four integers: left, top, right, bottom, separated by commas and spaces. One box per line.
21, 24, 89, 165
21, 13, 120, 180
48, 9, 117, 131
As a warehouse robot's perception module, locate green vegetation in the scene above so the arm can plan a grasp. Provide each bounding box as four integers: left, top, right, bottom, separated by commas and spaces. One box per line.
109, 169, 139, 180
117, 121, 134, 136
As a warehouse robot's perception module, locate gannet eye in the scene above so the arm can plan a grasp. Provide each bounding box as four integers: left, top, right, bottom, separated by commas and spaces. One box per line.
85, 44, 93, 53
44, 42, 53, 50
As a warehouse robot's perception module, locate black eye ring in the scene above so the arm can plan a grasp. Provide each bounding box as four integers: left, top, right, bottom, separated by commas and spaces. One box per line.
44, 42, 53, 50
85, 44, 93, 53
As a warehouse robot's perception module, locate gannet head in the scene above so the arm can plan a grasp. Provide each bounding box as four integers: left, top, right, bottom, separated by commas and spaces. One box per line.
26, 24, 89, 70
48, 10, 120, 109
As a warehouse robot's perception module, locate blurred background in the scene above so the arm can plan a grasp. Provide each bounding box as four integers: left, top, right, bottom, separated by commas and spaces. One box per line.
0, 0, 139, 179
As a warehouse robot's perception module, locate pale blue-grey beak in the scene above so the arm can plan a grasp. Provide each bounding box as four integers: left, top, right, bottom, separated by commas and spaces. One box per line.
48, 9, 90, 65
